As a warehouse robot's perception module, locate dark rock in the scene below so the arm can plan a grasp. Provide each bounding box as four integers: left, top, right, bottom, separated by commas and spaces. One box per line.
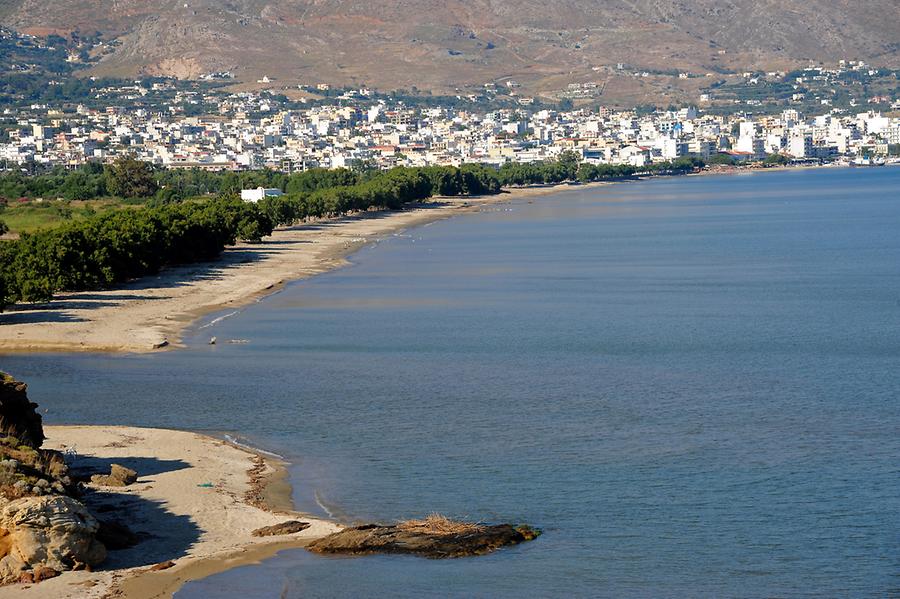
307, 523, 540, 559
0, 373, 44, 449
251, 520, 310, 537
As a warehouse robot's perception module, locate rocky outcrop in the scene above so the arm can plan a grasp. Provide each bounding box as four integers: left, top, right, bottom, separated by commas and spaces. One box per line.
0, 495, 107, 583
0, 372, 108, 585
307, 522, 541, 559
0, 374, 44, 449
251, 520, 310, 537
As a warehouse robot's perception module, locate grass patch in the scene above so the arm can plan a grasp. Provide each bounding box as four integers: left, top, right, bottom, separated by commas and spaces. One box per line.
398, 513, 485, 536
0, 198, 140, 234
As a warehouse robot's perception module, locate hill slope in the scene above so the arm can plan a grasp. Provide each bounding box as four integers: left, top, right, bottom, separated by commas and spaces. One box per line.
2, 0, 898, 102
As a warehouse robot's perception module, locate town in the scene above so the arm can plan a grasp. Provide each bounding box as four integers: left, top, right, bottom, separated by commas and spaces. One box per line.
3, 93, 899, 175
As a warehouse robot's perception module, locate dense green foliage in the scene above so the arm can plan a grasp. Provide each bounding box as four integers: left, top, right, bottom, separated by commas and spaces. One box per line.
258, 165, 501, 227
763, 153, 791, 166
104, 155, 158, 198
495, 153, 701, 186
0, 196, 273, 309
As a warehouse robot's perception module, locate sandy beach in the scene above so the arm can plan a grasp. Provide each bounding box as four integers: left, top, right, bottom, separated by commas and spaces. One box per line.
0, 425, 341, 599
0, 186, 570, 354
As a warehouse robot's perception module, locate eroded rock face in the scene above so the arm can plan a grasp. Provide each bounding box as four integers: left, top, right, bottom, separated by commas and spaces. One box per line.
307, 523, 540, 559
0, 495, 107, 584
0, 374, 44, 449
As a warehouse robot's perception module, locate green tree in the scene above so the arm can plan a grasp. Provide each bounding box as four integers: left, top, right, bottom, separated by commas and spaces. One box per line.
557, 150, 582, 179
763, 153, 790, 166
105, 155, 159, 199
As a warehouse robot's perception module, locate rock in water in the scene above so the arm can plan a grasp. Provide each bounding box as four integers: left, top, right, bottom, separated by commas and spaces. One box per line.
0, 374, 44, 449
0, 495, 107, 583
307, 523, 540, 559
251, 520, 310, 537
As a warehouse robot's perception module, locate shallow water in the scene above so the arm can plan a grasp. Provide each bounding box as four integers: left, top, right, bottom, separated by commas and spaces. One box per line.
3, 168, 899, 597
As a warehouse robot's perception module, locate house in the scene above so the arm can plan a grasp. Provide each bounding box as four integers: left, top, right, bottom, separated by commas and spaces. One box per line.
240, 187, 283, 202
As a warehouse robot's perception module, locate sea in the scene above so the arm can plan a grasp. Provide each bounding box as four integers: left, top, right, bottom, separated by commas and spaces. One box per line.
2, 167, 899, 598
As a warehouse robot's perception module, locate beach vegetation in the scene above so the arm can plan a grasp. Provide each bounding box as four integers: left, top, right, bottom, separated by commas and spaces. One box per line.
398, 513, 486, 536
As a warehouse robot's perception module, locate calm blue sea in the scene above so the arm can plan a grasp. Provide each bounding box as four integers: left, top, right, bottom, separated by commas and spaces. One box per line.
2, 168, 899, 598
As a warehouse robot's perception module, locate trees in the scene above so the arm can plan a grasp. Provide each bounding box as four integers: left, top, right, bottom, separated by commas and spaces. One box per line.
0, 239, 14, 312
557, 150, 581, 180
104, 155, 159, 199
0, 196, 275, 308
763, 153, 791, 166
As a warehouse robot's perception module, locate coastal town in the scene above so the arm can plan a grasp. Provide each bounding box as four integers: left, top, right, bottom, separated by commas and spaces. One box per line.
1, 2, 899, 597
3, 94, 899, 175
3, 25, 899, 174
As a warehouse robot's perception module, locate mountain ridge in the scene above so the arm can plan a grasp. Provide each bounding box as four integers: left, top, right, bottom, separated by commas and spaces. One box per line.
2, 0, 898, 104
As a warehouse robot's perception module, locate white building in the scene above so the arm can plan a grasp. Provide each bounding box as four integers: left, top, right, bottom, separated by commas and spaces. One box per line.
787, 134, 814, 158
240, 187, 284, 202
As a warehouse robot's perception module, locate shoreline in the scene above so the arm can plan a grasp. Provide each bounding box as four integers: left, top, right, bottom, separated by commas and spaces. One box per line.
0, 183, 594, 355
0, 425, 341, 599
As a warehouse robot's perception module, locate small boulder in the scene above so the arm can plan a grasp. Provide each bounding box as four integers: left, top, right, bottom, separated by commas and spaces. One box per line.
110, 464, 138, 485
149, 560, 175, 571
251, 520, 310, 537
90, 464, 138, 487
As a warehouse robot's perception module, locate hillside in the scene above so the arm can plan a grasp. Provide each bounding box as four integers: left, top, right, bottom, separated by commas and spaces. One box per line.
1, 0, 898, 104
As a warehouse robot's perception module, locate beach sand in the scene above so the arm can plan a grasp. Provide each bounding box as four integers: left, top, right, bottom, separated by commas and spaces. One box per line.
0, 187, 571, 354
0, 425, 341, 599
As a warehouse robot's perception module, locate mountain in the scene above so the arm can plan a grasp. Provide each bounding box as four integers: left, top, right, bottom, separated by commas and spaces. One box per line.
2, 0, 898, 104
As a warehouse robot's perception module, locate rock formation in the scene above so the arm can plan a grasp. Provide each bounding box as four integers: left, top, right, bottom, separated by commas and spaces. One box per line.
308, 516, 540, 559
251, 520, 310, 537
90, 464, 138, 487
0, 372, 108, 585
0, 496, 106, 580
0, 374, 44, 449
